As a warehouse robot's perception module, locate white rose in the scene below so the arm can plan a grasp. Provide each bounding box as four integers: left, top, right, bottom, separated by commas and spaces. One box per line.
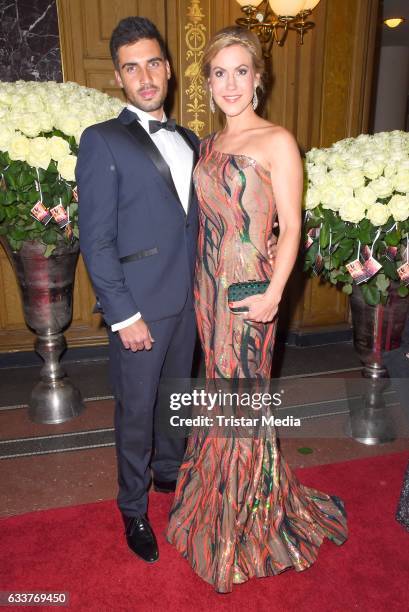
26, 137, 51, 170
8, 134, 30, 161
74, 127, 85, 144
7, 110, 25, 131
328, 169, 348, 187
47, 100, 64, 115
370, 176, 394, 198
394, 170, 409, 193
388, 194, 409, 222
384, 165, 397, 179
79, 110, 97, 129
0, 90, 11, 105
319, 182, 353, 211
328, 153, 346, 169
303, 187, 320, 210
36, 111, 54, 133
307, 148, 328, 164
57, 154, 77, 182
18, 113, 42, 138
307, 165, 327, 186
318, 182, 339, 210
366, 203, 391, 227
48, 135, 71, 161
334, 184, 354, 206
345, 168, 366, 189
355, 185, 377, 207
356, 134, 371, 145
344, 155, 364, 170
339, 199, 367, 224
0, 124, 15, 151
57, 113, 81, 137
24, 93, 45, 112
363, 160, 384, 180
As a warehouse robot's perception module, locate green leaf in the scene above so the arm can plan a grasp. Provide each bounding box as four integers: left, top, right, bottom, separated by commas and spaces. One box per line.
398, 285, 409, 298
42, 227, 58, 245
335, 239, 355, 264
7, 237, 22, 251
319, 223, 330, 249
5, 206, 18, 219
17, 171, 34, 189
0, 205, 5, 223
4, 191, 17, 205
362, 284, 381, 306
44, 244, 56, 257
380, 258, 399, 281
375, 273, 390, 292
9, 227, 27, 241
342, 283, 353, 295
46, 162, 58, 175
5, 173, 17, 190
358, 227, 371, 244
385, 230, 401, 246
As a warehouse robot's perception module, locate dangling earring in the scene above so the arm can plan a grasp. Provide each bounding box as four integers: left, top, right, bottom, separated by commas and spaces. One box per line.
252, 87, 258, 111
209, 89, 216, 114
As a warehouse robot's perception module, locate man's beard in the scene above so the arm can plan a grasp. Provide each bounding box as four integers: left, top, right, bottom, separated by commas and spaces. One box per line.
126, 87, 167, 114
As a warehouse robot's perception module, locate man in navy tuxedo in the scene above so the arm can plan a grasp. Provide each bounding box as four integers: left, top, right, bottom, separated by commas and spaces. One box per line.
77, 17, 199, 564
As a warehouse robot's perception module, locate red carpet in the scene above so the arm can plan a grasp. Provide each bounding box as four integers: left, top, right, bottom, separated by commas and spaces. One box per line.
1, 452, 408, 612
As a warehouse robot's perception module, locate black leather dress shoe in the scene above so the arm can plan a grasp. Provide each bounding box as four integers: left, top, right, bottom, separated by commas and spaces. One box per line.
153, 478, 176, 493
123, 514, 158, 563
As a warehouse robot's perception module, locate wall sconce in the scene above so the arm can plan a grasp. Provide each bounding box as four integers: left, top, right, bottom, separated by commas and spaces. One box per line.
383, 17, 405, 29
236, 0, 322, 55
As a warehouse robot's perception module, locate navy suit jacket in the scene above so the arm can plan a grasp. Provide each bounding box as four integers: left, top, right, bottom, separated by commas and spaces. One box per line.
76, 108, 199, 326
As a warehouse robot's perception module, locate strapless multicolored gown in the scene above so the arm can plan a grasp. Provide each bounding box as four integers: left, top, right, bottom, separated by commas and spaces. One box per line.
166, 134, 348, 592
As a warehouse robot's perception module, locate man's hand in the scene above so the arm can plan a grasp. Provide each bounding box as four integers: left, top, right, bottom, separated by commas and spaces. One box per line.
118, 319, 155, 352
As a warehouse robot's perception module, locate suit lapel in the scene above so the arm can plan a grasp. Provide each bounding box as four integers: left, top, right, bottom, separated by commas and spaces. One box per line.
122, 115, 183, 209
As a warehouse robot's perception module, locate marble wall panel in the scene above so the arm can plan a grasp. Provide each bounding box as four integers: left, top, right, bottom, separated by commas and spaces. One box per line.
0, 0, 62, 82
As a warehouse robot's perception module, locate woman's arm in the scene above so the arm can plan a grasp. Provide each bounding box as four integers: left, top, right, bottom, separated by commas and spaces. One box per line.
230, 128, 303, 323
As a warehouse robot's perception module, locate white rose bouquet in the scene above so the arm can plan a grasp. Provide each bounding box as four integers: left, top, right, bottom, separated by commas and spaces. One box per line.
0, 81, 124, 255
303, 131, 409, 305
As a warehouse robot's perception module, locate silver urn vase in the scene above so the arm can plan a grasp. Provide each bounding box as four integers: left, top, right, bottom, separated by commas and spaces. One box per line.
2, 239, 85, 424
348, 285, 409, 445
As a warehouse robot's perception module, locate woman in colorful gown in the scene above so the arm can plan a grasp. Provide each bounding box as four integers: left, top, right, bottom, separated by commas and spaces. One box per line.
167, 26, 348, 592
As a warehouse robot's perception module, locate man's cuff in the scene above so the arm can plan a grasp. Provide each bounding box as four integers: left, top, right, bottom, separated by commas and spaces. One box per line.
111, 312, 142, 332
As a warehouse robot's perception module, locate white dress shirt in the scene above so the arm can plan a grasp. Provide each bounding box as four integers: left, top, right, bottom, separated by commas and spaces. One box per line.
111, 104, 194, 332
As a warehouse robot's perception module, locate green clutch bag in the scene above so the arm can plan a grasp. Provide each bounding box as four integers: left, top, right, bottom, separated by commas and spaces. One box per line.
228, 280, 269, 312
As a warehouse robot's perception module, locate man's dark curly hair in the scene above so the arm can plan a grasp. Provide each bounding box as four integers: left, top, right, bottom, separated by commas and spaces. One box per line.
110, 16, 167, 70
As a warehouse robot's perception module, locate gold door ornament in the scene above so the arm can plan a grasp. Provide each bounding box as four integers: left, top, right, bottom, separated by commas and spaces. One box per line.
185, 0, 208, 137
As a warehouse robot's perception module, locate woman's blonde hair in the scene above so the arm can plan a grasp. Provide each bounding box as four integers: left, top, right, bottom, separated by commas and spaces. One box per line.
202, 26, 265, 90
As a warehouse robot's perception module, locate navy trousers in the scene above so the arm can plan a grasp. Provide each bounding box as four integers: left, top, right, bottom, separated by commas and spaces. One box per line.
108, 299, 196, 517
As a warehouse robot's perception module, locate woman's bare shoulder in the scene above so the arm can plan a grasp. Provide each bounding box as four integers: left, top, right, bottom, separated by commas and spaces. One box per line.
260, 125, 300, 166
263, 124, 297, 146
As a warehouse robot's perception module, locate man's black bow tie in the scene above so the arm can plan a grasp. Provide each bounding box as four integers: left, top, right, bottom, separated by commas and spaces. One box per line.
148, 118, 177, 134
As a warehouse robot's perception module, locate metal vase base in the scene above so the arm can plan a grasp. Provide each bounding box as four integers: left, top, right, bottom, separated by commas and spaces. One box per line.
345, 376, 396, 445
30, 379, 84, 425
29, 330, 85, 424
